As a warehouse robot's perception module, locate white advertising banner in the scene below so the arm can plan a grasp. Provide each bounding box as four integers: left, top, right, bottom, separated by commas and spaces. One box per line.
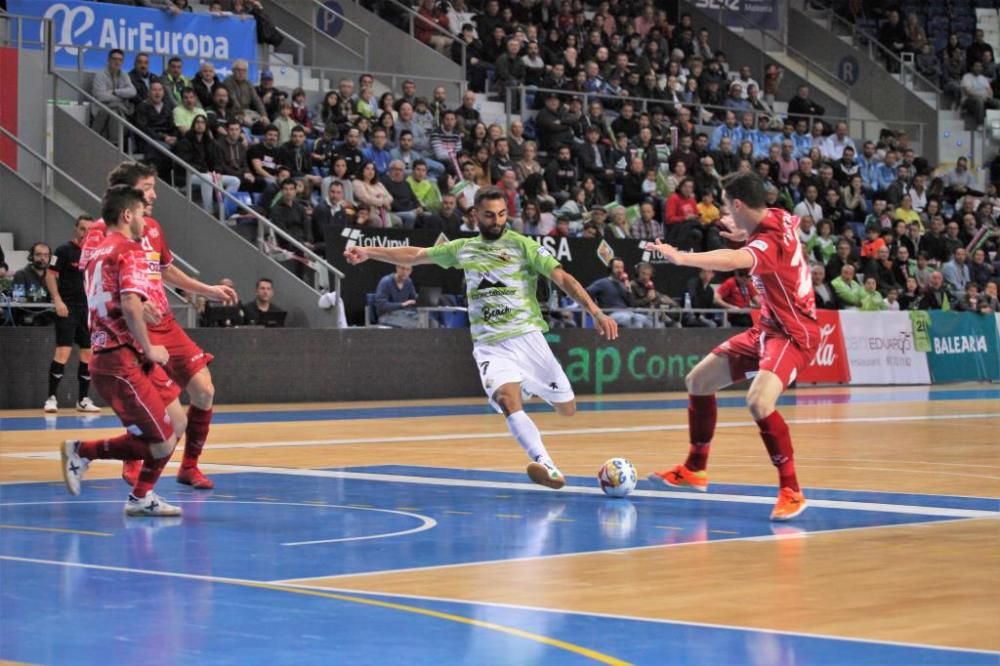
839, 311, 931, 385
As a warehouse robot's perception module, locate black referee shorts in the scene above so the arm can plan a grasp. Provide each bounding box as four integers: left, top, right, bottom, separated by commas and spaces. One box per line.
54, 305, 91, 349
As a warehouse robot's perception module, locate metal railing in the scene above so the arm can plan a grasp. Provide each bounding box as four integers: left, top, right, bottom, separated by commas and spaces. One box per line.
307, 62, 466, 103
507, 86, 927, 153
370, 305, 754, 329
0, 126, 201, 327
685, 0, 857, 117
344, 0, 464, 74
269, 0, 370, 69
47, 63, 346, 325
797, 0, 944, 102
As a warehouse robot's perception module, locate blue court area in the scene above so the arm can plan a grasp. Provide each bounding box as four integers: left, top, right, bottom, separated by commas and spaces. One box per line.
2, 386, 999, 431
1, 467, 997, 664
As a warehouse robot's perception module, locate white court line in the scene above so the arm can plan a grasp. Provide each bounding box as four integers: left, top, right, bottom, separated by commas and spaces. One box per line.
2, 460, 994, 517
3, 412, 996, 455
2, 551, 996, 657
0, 499, 436, 547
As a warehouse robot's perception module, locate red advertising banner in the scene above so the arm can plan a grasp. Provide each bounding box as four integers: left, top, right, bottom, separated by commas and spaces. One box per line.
797, 309, 851, 384
0, 47, 17, 169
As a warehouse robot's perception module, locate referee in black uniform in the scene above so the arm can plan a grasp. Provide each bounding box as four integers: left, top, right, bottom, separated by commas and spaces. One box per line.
43, 215, 100, 413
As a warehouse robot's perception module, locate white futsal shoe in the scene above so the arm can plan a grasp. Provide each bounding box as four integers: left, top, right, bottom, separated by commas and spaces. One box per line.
527, 458, 566, 490
125, 492, 183, 517
60, 440, 89, 496
44, 395, 58, 413
76, 397, 101, 413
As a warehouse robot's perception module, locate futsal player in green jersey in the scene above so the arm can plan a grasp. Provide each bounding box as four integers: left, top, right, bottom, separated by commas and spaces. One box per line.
345, 187, 618, 488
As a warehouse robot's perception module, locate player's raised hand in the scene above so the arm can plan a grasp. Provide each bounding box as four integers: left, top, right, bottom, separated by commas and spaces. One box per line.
145, 344, 169, 366
205, 283, 239, 305
716, 215, 747, 243
343, 246, 370, 265
595, 312, 619, 340
647, 239, 685, 265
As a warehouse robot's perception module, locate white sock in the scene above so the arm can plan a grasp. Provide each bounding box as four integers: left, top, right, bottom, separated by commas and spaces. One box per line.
506, 410, 551, 463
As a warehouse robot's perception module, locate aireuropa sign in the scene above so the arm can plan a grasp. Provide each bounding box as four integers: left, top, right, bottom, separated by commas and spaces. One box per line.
9, 0, 258, 78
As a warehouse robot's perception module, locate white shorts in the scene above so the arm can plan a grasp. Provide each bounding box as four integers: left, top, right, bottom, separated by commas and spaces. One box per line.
472, 331, 575, 413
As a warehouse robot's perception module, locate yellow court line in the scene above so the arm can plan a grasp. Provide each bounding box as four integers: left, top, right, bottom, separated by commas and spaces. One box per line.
0, 555, 628, 665
0, 524, 111, 537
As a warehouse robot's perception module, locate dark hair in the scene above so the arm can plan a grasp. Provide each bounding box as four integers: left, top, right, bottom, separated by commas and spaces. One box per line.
608, 256, 624, 274
256, 278, 273, 288
412, 159, 427, 170
107, 161, 157, 187
474, 186, 506, 208
76, 214, 95, 225
226, 118, 242, 128
723, 171, 767, 209
108, 49, 125, 59
181, 86, 196, 97
264, 124, 280, 135
168, 56, 182, 65
291, 125, 306, 135
399, 130, 413, 139
101, 185, 145, 225
29, 242, 51, 258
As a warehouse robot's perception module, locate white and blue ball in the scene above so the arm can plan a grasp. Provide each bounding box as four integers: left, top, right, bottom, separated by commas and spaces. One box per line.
597, 458, 638, 497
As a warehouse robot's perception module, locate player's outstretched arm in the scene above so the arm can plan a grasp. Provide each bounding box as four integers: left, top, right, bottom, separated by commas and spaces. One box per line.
646, 239, 754, 273
162, 264, 239, 304
550, 267, 619, 340
344, 245, 434, 267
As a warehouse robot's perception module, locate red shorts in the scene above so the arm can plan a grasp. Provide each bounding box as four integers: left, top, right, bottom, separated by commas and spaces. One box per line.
91, 348, 181, 442
149, 317, 214, 388
712, 327, 815, 389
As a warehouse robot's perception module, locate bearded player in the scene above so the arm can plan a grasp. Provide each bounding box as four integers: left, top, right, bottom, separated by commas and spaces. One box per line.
345, 187, 618, 489
647, 172, 819, 521
62, 185, 184, 516
81, 162, 238, 489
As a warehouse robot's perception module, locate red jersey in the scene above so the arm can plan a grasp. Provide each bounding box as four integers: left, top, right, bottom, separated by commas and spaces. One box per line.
717, 276, 758, 309
81, 216, 174, 327
84, 231, 151, 353
740, 208, 819, 350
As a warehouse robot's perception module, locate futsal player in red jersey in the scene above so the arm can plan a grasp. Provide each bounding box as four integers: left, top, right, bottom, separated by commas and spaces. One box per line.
646, 172, 819, 520
61, 186, 184, 516
81, 162, 238, 489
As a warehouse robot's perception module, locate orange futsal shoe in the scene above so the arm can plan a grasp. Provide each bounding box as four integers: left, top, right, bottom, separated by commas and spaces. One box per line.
177, 465, 215, 489
770, 487, 808, 521
122, 460, 142, 486
648, 464, 708, 492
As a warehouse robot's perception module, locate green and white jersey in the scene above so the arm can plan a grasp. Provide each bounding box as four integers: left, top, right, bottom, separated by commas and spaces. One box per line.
424, 230, 560, 345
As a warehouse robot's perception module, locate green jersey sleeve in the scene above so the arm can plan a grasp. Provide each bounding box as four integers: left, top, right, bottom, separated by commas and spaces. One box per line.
518, 235, 561, 278
423, 239, 467, 269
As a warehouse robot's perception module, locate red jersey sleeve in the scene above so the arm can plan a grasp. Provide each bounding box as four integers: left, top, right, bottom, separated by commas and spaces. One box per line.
742, 231, 782, 276
118, 249, 151, 299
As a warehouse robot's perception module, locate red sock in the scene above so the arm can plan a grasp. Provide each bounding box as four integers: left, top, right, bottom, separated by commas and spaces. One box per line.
182, 406, 213, 468
756, 411, 799, 491
684, 394, 717, 472
132, 454, 170, 498
78, 434, 147, 461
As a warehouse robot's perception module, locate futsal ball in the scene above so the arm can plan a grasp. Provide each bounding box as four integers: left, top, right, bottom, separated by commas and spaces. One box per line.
597, 458, 638, 497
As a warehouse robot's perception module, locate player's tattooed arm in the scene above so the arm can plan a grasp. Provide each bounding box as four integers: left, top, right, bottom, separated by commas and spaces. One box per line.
344, 245, 434, 267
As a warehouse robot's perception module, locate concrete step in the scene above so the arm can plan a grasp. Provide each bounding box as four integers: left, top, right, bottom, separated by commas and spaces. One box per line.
0, 232, 13, 254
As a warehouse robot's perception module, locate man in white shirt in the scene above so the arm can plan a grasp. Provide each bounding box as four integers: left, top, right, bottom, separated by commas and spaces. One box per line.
822, 122, 856, 161
961, 61, 999, 126
908, 174, 928, 213
793, 184, 823, 224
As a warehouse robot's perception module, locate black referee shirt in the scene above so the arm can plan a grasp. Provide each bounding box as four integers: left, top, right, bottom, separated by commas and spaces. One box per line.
51, 240, 86, 306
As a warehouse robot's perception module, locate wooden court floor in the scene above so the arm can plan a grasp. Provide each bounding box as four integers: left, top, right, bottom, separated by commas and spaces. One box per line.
1, 384, 998, 663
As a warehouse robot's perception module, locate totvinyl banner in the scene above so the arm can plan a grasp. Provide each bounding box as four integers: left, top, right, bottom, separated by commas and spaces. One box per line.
838, 311, 931, 385
8, 0, 258, 79
796, 309, 851, 384
924, 311, 1000, 383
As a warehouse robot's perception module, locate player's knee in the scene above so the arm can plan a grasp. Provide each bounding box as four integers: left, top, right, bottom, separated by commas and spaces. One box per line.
746, 390, 774, 421
493, 393, 521, 417
149, 438, 176, 460
555, 401, 576, 417
189, 373, 215, 409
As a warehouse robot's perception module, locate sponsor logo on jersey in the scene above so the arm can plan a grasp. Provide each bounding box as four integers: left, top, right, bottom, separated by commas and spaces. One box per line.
482, 304, 513, 322
748, 239, 769, 252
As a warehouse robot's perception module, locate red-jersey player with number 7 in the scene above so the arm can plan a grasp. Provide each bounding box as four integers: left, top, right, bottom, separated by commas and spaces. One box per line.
646, 172, 819, 521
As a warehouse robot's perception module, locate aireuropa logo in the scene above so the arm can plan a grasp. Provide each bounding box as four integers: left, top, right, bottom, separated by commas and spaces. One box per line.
43, 3, 95, 56
42, 1, 234, 59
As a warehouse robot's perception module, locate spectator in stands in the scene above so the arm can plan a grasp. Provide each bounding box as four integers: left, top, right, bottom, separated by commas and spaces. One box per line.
242, 278, 285, 326
157, 56, 187, 109
360, 127, 391, 176
408, 161, 442, 214
628, 201, 662, 241
224, 60, 268, 125
414, 0, 452, 55
787, 84, 824, 126
681, 269, 721, 327
91, 49, 136, 137
313, 181, 353, 256
192, 62, 222, 110
247, 125, 280, 191
271, 177, 313, 247
133, 80, 177, 174
832, 264, 863, 309
353, 161, 394, 227
420, 192, 463, 234
11, 243, 51, 325
278, 126, 321, 190
812, 263, 837, 309
969, 248, 994, 289
494, 37, 526, 96
878, 9, 906, 72
216, 119, 252, 190
586, 258, 652, 328
942, 247, 971, 301
543, 145, 578, 206
390, 130, 442, 178
205, 85, 236, 137
375, 264, 422, 327
859, 276, 887, 311
966, 30, 995, 71
172, 87, 204, 135
981, 281, 1000, 312
822, 122, 856, 161
716, 269, 757, 326
629, 262, 679, 326
175, 114, 240, 215
128, 52, 158, 104
920, 271, 951, 309
535, 93, 575, 153
960, 61, 999, 127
